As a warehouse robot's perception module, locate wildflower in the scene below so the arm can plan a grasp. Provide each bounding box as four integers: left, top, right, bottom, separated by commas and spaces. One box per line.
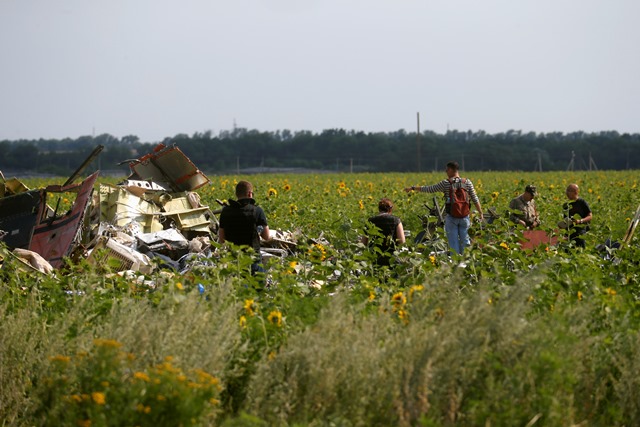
77, 420, 91, 427
606, 288, 617, 296
287, 261, 298, 274
409, 285, 424, 301
157, 395, 166, 401
368, 291, 375, 301
244, 299, 256, 316
391, 292, 406, 306
491, 191, 499, 200
488, 298, 493, 305
283, 183, 291, 192
193, 368, 219, 386
49, 355, 71, 363
500, 242, 509, 249
70, 394, 83, 403
133, 372, 150, 382
267, 310, 283, 327
93, 339, 122, 349
267, 188, 278, 197
429, 255, 436, 265
91, 392, 106, 405
358, 199, 364, 210
176, 282, 184, 290
338, 181, 346, 189
239, 315, 247, 329
577, 291, 583, 301
100, 381, 110, 388
289, 204, 298, 214
309, 243, 327, 261
268, 351, 277, 360
397, 309, 409, 324
528, 295, 534, 302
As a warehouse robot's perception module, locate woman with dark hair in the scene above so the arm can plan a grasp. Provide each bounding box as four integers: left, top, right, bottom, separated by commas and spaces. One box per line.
362, 198, 406, 266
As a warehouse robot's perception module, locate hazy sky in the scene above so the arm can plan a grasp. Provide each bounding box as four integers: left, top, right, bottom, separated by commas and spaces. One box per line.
2, 0, 639, 142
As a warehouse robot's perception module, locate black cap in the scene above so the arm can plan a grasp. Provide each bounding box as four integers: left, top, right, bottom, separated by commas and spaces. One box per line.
525, 185, 537, 196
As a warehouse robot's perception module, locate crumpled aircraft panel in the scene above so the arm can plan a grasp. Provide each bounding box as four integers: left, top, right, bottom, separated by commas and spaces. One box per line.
99, 185, 164, 233
29, 172, 99, 268
129, 144, 210, 192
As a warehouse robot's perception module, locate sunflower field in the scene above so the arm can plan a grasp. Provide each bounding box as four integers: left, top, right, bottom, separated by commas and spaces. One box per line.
1, 170, 640, 426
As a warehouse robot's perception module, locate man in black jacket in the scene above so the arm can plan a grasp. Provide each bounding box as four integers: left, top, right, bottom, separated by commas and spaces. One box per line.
219, 180, 270, 275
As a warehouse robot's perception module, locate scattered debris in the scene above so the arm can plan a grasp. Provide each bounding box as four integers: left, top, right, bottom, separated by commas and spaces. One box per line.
0, 143, 297, 280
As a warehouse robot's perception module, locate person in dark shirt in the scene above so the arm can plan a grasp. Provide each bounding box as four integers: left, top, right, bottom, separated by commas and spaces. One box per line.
562, 183, 592, 248
362, 198, 406, 266
219, 180, 270, 275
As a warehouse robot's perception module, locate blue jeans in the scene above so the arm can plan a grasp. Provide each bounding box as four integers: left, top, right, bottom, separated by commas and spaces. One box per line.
445, 215, 471, 255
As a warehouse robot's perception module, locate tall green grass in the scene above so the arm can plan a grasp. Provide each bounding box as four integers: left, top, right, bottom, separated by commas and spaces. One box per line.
3, 257, 640, 426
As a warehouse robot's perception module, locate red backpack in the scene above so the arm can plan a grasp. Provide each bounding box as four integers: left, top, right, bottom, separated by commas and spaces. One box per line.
448, 178, 470, 218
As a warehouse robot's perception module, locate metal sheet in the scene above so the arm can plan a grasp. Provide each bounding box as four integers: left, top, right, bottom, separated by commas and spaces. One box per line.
0, 190, 42, 249
30, 172, 99, 268
129, 144, 210, 192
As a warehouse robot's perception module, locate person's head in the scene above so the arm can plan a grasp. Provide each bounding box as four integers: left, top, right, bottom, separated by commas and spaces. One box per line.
445, 161, 459, 178
378, 197, 394, 213
523, 184, 537, 201
236, 180, 254, 199
565, 183, 579, 200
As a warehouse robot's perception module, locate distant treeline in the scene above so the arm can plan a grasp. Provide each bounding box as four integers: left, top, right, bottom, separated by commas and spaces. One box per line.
2, 128, 639, 176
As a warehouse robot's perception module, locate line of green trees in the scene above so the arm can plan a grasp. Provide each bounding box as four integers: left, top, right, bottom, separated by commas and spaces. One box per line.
1, 128, 639, 176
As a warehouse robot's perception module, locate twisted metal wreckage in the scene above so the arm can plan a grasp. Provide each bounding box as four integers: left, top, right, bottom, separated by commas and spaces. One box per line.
0, 144, 297, 278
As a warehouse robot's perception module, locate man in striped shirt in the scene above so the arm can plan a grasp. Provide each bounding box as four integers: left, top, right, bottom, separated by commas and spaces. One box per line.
405, 161, 483, 255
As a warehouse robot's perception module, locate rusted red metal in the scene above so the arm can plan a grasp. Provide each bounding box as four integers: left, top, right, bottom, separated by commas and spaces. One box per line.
520, 229, 559, 250
28, 172, 99, 268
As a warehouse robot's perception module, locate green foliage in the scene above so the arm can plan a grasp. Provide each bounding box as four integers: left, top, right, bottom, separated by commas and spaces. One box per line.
1, 171, 640, 425
33, 339, 222, 426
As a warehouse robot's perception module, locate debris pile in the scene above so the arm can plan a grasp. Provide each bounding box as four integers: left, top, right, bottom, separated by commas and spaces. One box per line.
0, 144, 297, 278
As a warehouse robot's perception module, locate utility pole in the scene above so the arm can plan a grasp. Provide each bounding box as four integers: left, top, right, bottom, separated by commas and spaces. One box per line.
538, 151, 543, 172
567, 151, 575, 171
588, 152, 598, 171
416, 112, 421, 172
